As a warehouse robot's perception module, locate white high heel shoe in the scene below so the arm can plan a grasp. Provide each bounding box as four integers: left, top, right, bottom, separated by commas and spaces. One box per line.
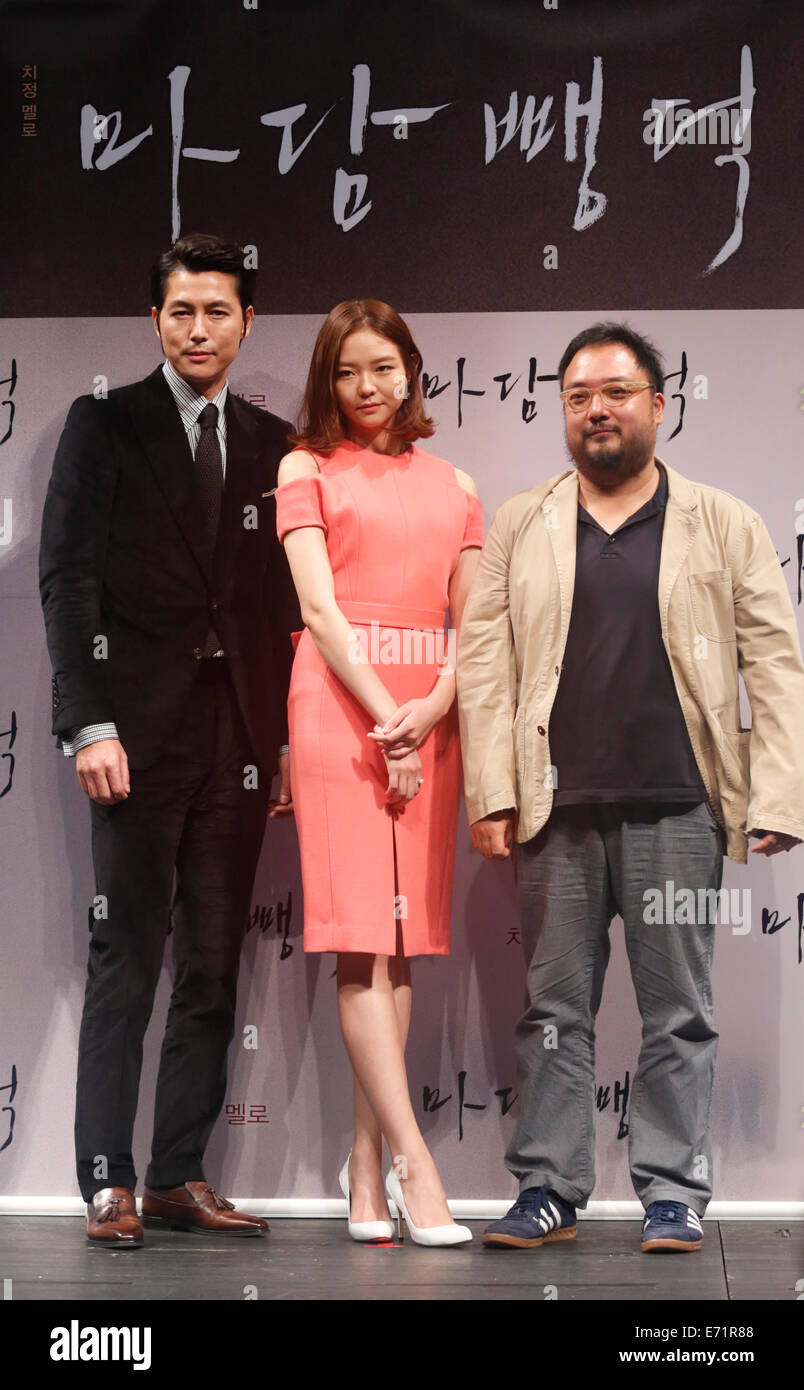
339, 1152, 394, 1242
385, 1167, 473, 1247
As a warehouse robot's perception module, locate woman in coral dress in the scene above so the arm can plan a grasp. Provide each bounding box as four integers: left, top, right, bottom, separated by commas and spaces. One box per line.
275, 300, 483, 1245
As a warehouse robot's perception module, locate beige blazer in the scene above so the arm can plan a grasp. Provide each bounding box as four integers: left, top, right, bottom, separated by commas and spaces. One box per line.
456, 459, 804, 863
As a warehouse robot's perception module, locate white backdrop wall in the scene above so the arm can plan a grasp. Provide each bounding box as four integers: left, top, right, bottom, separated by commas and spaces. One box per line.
1, 309, 802, 1208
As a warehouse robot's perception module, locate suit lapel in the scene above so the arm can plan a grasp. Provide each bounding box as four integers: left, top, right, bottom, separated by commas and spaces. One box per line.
542, 462, 701, 642
128, 366, 214, 583
543, 469, 579, 649
657, 458, 700, 622
128, 367, 263, 592
212, 391, 262, 596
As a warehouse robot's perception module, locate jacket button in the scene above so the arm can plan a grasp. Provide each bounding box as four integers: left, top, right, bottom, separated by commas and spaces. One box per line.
193, 647, 203, 659
537, 725, 546, 736
211, 600, 219, 612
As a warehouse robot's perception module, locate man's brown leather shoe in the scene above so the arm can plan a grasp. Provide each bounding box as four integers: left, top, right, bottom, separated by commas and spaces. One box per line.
141, 1181, 269, 1235
86, 1187, 143, 1248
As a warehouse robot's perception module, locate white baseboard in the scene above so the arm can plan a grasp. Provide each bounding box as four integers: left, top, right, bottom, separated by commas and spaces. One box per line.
1, 1197, 802, 1220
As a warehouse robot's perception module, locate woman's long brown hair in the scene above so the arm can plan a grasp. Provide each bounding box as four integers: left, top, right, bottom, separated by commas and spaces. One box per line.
289, 299, 435, 455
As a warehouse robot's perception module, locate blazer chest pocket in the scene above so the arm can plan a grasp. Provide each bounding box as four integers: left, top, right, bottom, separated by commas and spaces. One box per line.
688, 569, 736, 643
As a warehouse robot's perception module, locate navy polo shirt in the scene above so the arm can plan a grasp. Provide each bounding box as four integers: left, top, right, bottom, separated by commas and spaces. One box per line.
548, 463, 707, 805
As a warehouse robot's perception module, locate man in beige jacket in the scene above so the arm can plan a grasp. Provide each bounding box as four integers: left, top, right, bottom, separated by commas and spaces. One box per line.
457, 322, 804, 1253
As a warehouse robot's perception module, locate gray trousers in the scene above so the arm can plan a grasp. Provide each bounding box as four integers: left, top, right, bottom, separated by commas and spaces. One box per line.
507, 800, 724, 1217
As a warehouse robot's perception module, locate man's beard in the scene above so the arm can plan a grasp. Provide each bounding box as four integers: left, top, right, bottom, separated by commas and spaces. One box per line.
568, 425, 654, 487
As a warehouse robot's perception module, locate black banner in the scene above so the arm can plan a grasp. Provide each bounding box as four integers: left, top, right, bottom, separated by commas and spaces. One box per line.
1, 0, 802, 314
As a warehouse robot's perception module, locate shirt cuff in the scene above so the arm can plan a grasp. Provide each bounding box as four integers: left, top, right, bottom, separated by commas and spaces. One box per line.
61, 723, 120, 757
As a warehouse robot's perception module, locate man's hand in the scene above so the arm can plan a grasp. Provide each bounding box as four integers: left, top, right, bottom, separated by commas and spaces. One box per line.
470, 809, 517, 859
749, 829, 802, 856
267, 750, 293, 818
75, 738, 130, 804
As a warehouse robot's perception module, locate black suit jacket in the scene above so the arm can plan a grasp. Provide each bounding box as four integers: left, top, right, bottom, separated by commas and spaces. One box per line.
39, 365, 301, 775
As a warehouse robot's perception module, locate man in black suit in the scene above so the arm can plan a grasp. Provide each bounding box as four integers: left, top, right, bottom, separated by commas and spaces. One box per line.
39, 233, 300, 1247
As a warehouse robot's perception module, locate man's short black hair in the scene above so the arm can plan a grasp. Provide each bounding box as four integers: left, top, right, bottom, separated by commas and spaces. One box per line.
558, 322, 665, 393
150, 233, 255, 315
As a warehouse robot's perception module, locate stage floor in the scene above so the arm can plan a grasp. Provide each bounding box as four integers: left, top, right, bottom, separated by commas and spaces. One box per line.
2, 1217, 800, 1301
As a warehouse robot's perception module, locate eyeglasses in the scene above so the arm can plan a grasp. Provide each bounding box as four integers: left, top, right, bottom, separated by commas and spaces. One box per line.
559, 381, 652, 412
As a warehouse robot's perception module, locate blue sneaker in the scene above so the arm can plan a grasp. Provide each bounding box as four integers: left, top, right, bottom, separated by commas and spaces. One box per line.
641, 1200, 703, 1252
483, 1185, 577, 1249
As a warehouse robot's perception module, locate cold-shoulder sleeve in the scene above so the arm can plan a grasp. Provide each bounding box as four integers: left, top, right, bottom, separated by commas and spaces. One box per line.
460, 492, 484, 551
275, 474, 328, 544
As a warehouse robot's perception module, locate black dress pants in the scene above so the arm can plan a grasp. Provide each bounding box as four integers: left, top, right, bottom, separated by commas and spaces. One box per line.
74, 661, 271, 1201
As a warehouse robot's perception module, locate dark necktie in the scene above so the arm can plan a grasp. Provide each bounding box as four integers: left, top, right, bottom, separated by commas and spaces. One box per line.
194, 402, 223, 569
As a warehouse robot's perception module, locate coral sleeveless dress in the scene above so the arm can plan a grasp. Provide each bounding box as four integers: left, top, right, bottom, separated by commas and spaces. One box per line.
275, 439, 484, 955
